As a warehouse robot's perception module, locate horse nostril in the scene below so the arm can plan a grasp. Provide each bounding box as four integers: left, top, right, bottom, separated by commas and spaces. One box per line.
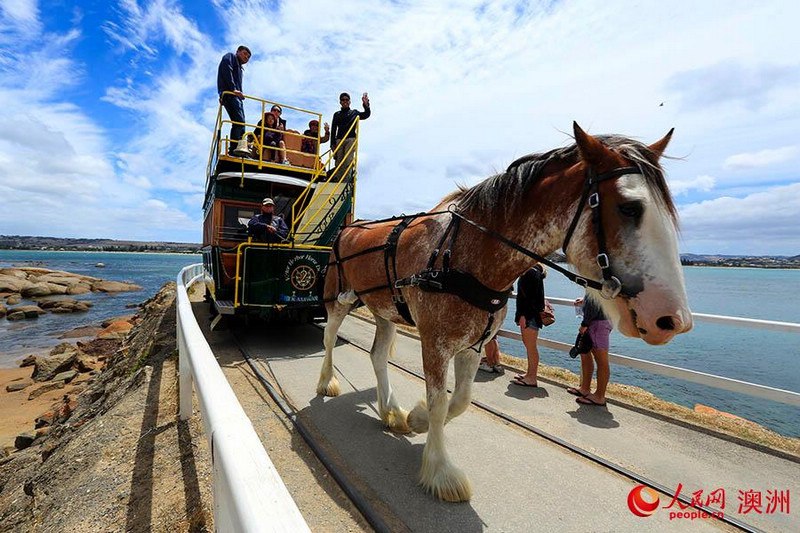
656, 316, 676, 331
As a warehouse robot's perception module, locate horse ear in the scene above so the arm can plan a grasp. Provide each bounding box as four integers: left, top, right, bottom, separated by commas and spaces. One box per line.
573, 121, 608, 166
648, 128, 674, 160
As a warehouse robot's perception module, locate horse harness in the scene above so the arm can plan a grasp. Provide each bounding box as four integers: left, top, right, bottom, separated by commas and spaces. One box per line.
328, 162, 641, 349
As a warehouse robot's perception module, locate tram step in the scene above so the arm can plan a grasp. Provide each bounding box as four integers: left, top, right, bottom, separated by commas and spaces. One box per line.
215, 300, 236, 315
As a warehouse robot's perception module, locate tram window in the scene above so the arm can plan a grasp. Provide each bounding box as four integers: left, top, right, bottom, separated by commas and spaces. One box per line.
220, 205, 259, 242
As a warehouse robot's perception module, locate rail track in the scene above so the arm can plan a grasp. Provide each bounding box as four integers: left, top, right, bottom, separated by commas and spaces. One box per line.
232, 322, 760, 533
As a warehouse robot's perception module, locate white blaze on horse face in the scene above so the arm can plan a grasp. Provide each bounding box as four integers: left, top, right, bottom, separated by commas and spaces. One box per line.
610, 174, 692, 344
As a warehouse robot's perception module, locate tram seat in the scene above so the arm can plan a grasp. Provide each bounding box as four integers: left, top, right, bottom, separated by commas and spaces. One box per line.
284, 130, 317, 169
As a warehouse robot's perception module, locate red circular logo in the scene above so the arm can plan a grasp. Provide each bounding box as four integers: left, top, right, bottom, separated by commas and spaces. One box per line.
628, 485, 660, 517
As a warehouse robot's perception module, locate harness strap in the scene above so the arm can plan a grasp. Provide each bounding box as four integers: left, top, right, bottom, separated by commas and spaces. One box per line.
426, 216, 458, 270
384, 216, 416, 325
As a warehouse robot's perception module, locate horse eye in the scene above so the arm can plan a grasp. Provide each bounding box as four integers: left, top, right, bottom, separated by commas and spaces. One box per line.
618, 202, 643, 219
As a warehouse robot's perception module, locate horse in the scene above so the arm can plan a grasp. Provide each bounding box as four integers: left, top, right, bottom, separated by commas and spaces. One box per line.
316, 122, 692, 502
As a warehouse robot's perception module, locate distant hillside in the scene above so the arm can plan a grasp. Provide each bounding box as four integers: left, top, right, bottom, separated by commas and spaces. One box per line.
0, 235, 200, 253
680, 253, 800, 269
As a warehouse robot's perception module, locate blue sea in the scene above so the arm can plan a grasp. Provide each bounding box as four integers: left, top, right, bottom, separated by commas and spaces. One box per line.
1, 250, 798, 438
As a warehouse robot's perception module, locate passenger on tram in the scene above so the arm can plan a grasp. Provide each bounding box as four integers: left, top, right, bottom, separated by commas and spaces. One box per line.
248, 198, 289, 243
301, 120, 330, 154
217, 45, 251, 155
254, 111, 289, 164
331, 92, 370, 179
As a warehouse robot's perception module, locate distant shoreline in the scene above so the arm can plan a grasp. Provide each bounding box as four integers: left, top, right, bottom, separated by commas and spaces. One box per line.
0, 249, 199, 257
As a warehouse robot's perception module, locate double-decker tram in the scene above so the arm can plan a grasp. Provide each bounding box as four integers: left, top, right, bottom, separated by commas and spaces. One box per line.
202, 92, 359, 327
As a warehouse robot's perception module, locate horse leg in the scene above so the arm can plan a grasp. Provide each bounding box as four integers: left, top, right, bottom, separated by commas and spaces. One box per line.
316, 300, 351, 396
414, 345, 472, 502
446, 348, 481, 423
370, 316, 410, 433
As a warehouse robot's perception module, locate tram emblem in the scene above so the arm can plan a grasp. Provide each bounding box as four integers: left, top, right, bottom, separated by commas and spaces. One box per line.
285, 254, 320, 291
290, 264, 316, 290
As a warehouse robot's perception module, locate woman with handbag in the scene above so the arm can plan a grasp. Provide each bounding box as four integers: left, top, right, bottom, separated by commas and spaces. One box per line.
568, 296, 613, 406
511, 263, 548, 387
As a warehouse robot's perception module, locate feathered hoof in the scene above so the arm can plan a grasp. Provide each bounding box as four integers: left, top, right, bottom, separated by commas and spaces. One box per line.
316, 375, 340, 397
408, 401, 429, 434
419, 461, 473, 502
383, 407, 411, 434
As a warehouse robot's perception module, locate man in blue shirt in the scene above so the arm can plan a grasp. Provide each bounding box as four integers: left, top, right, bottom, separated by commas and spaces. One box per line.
217, 46, 251, 155
248, 197, 289, 243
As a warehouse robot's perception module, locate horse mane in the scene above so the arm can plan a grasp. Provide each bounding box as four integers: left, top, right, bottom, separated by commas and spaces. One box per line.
444, 135, 678, 223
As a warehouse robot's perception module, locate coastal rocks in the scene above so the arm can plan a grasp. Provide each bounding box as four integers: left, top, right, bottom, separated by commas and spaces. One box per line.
97, 321, 133, 340
31, 344, 81, 382
6, 294, 21, 305
91, 280, 142, 293
6, 381, 32, 392
37, 297, 93, 314
10, 305, 46, 318
101, 314, 135, 328
7, 311, 26, 321
19, 355, 36, 367
14, 432, 36, 451
53, 370, 78, 384
0, 303, 5, 318
694, 403, 747, 422
28, 381, 65, 400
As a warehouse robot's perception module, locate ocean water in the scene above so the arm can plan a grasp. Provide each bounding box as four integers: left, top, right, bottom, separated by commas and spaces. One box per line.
0, 250, 198, 363
1, 250, 797, 438
499, 266, 800, 438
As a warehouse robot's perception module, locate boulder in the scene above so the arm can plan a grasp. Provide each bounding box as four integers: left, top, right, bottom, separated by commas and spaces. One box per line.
0, 275, 32, 293
0, 303, 5, 318
0, 268, 28, 279
21, 282, 53, 298
14, 432, 36, 450
66, 283, 91, 295
28, 381, 65, 400
45, 283, 68, 295
97, 320, 134, 340
101, 315, 135, 328
53, 370, 78, 383
19, 354, 37, 367
35, 410, 56, 428
5, 294, 21, 305
6, 381, 32, 392
9, 305, 45, 318
31, 343, 80, 381
6, 311, 26, 321
95, 263, 105, 268
35, 426, 52, 439
91, 280, 142, 292
57, 395, 77, 422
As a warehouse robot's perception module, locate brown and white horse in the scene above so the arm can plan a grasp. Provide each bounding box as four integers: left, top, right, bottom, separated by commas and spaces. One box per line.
317, 123, 692, 502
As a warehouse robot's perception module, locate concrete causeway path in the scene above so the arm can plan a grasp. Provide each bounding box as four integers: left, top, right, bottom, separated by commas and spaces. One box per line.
221, 314, 797, 532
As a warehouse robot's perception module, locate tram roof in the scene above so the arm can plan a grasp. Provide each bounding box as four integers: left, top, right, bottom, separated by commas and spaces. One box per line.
215, 172, 315, 189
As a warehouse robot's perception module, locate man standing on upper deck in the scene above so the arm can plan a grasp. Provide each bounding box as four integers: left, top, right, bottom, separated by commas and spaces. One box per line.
217, 45, 251, 155
330, 92, 370, 180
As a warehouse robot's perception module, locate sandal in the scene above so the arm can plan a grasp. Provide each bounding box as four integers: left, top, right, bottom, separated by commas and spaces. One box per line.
566, 387, 587, 397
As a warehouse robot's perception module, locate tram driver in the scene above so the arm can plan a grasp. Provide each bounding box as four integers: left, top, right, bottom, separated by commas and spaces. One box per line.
248, 198, 289, 244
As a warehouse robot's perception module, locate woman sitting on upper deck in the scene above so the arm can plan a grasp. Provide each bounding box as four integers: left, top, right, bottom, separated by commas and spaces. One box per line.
254, 111, 289, 165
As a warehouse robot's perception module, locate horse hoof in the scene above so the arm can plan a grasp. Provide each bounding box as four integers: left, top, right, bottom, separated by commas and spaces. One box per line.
419, 463, 472, 502
316, 376, 340, 397
383, 407, 411, 434
408, 401, 429, 434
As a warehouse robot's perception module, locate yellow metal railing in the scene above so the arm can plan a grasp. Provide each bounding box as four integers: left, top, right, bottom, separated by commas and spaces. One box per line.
213, 91, 324, 174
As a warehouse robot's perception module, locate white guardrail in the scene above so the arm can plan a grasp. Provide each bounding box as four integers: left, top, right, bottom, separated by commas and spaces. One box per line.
501, 296, 800, 408
177, 264, 310, 533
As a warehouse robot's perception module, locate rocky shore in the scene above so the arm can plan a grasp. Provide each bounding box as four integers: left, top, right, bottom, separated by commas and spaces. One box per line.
0, 267, 141, 321
0, 283, 213, 532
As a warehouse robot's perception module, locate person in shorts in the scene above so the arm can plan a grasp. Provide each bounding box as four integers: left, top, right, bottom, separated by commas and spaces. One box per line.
511, 263, 546, 387
568, 296, 613, 406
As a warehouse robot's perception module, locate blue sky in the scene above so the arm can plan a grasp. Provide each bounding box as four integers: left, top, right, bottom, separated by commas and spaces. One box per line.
1, 0, 799, 255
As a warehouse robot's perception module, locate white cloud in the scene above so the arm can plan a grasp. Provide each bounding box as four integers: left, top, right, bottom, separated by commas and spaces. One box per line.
679, 183, 800, 255
723, 146, 799, 170
669, 174, 716, 196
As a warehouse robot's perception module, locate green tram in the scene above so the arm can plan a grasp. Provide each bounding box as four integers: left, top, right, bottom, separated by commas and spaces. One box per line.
202, 92, 359, 327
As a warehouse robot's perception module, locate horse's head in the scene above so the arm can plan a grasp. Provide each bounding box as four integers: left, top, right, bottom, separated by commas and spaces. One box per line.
566, 123, 692, 345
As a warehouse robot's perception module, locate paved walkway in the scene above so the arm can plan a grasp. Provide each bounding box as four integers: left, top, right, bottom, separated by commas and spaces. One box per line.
226, 315, 797, 532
